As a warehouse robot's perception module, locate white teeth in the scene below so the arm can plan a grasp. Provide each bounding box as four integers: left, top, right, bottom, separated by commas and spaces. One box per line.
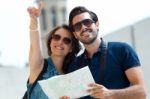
56, 46, 63, 50
82, 32, 90, 36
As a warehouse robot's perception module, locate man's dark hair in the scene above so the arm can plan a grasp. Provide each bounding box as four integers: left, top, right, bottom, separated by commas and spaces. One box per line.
90, 11, 98, 22
69, 6, 99, 31
69, 6, 93, 32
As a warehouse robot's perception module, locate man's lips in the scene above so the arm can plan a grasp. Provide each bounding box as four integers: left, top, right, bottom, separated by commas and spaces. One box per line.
81, 29, 92, 36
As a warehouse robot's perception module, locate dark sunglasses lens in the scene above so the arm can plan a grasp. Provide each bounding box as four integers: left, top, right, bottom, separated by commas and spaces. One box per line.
73, 23, 81, 32
52, 34, 61, 41
63, 38, 72, 45
73, 19, 94, 32
52, 34, 71, 45
83, 19, 94, 27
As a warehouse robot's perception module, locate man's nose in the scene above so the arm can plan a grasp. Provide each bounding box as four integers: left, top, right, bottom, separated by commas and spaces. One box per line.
80, 23, 87, 30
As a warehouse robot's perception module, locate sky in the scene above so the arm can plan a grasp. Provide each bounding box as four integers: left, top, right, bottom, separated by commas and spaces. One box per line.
0, 0, 150, 67
0, 0, 31, 67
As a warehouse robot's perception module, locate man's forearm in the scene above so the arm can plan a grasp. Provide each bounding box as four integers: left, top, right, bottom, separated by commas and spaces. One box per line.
110, 85, 147, 99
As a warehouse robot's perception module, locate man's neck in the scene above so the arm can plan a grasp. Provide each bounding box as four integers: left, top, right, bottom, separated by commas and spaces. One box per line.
84, 38, 101, 58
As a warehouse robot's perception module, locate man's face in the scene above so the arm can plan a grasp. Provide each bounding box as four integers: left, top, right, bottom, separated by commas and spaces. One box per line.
72, 12, 99, 45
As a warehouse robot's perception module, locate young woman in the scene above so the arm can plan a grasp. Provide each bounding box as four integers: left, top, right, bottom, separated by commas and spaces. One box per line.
26, 1, 81, 99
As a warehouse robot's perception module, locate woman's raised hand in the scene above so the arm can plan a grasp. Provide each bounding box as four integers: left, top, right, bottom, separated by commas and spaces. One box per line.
27, 0, 44, 18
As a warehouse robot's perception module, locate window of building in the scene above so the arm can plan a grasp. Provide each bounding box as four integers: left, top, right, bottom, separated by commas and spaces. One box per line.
41, 9, 47, 31
62, 7, 67, 23
50, 7, 57, 28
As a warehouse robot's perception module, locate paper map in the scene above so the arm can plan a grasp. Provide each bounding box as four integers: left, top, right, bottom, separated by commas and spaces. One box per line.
39, 66, 95, 99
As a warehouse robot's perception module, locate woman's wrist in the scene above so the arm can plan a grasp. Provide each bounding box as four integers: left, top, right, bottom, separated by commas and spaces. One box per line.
30, 28, 38, 31
29, 19, 38, 31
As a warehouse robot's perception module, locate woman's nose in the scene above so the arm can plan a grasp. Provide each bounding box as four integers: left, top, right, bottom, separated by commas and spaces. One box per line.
57, 39, 64, 44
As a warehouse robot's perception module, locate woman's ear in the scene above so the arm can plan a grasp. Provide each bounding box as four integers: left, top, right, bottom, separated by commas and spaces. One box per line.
73, 32, 78, 39
69, 45, 73, 52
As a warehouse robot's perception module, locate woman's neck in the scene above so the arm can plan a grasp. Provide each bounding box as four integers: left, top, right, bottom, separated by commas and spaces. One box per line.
51, 55, 65, 74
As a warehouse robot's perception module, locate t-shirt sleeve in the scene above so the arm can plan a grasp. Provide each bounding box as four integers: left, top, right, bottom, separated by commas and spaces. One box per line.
121, 43, 141, 71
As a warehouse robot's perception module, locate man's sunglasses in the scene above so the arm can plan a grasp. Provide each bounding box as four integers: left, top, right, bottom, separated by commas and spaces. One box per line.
73, 19, 95, 32
52, 34, 72, 45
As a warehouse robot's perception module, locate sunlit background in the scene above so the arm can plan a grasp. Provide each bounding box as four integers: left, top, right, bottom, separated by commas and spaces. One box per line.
0, 0, 150, 67
0, 0, 150, 99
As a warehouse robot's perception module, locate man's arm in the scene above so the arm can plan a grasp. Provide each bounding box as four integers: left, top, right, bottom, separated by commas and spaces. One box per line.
88, 67, 147, 99
112, 66, 147, 99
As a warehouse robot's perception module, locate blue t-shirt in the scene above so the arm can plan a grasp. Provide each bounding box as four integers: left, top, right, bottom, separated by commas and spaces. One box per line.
67, 39, 141, 99
27, 57, 59, 99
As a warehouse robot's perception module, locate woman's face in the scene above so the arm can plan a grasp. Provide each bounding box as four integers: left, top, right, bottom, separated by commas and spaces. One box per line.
50, 28, 72, 57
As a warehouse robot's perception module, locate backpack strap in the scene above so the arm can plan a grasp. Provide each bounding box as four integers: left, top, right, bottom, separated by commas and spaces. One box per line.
99, 39, 108, 83
23, 59, 48, 99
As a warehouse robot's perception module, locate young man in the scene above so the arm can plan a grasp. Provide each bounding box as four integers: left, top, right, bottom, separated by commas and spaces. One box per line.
67, 6, 147, 99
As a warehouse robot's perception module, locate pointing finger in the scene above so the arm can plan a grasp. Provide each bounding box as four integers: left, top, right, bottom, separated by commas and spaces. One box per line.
38, 0, 44, 10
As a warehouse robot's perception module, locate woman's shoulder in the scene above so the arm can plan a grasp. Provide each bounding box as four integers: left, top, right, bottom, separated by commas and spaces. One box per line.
41, 57, 59, 79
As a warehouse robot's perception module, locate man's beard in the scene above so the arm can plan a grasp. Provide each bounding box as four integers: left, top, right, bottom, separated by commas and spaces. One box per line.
79, 29, 98, 45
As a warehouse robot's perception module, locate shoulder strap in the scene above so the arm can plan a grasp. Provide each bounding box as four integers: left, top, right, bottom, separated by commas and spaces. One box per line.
99, 40, 108, 83
28, 59, 48, 98
100, 41, 108, 69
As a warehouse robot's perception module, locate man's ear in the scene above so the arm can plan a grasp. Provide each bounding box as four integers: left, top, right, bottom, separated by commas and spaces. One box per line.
95, 21, 99, 28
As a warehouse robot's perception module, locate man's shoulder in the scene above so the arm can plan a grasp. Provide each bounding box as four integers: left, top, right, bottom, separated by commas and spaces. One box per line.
107, 41, 133, 51
106, 41, 136, 58
108, 41, 131, 47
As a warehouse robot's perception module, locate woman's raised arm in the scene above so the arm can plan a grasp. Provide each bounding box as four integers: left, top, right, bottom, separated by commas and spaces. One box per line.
27, 0, 44, 84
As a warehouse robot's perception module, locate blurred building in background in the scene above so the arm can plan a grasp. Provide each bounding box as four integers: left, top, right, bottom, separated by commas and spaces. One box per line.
39, 0, 68, 57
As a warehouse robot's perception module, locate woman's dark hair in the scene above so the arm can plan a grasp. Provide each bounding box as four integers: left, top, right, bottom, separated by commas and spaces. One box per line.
69, 6, 96, 32
46, 24, 81, 73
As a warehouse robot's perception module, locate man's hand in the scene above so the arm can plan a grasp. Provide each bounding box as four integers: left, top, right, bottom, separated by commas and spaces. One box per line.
87, 83, 112, 99
59, 96, 70, 99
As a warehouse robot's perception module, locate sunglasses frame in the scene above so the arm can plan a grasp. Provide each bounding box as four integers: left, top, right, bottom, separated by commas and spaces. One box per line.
73, 19, 94, 32
52, 34, 72, 45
